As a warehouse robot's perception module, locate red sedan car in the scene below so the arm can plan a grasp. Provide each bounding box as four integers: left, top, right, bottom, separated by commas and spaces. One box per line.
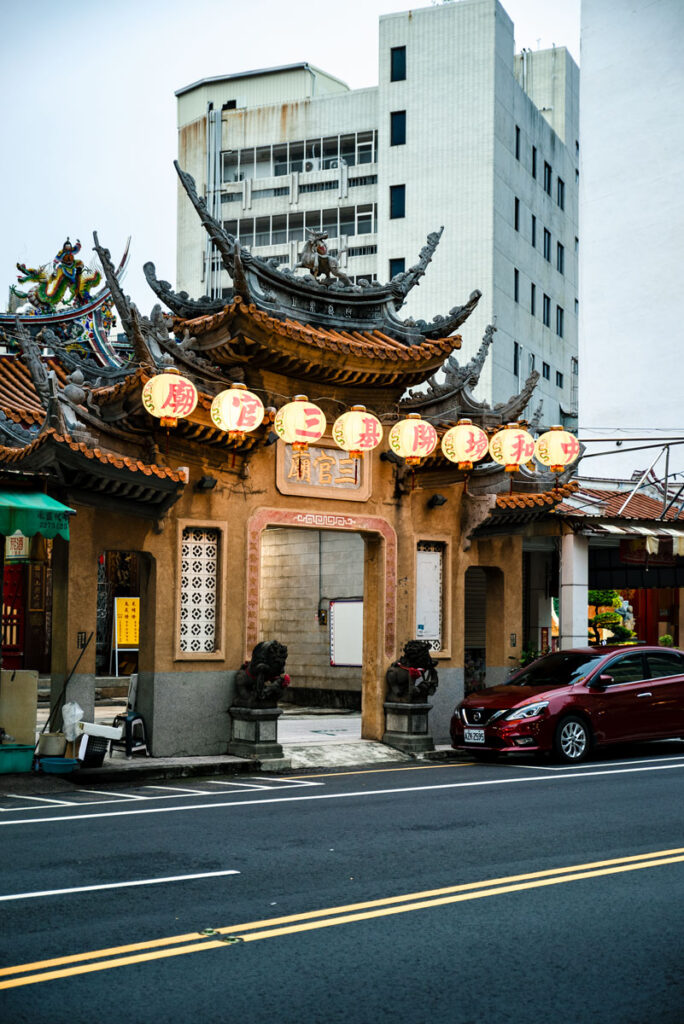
451, 646, 684, 763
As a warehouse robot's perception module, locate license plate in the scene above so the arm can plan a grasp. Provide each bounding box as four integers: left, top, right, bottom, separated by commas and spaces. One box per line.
464, 728, 485, 744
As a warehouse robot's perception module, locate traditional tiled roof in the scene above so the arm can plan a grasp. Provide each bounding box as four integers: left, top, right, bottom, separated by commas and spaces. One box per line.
180, 297, 460, 361
0, 355, 66, 426
173, 297, 461, 391
495, 482, 578, 510
555, 486, 682, 521
0, 429, 184, 482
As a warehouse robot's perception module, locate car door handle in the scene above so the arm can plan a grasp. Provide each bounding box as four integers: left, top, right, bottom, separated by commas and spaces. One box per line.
637, 692, 653, 698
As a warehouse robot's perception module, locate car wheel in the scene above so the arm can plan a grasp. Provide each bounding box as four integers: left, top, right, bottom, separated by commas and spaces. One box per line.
553, 716, 591, 764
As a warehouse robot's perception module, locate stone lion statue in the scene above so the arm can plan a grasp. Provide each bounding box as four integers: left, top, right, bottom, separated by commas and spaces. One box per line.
232, 640, 290, 708
385, 640, 439, 704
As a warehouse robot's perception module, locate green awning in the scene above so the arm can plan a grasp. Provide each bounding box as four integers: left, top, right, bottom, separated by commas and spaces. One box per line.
0, 491, 75, 540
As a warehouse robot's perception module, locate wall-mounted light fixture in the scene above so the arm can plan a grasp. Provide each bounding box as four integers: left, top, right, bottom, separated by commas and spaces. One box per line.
427, 493, 447, 509
380, 449, 404, 467
195, 475, 217, 492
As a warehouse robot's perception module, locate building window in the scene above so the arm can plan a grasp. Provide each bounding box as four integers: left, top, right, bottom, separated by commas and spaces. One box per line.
531, 214, 536, 247
557, 242, 565, 274
513, 340, 520, 376
530, 282, 536, 316
390, 46, 406, 82
575, 298, 579, 316
349, 174, 378, 187
571, 357, 579, 376
543, 228, 551, 261
556, 370, 564, 388
556, 305, 564, 337
544, 161, 552, 195
532, 146, 537, 178
416, 541, 446, 652
515, 125, 520, 160
542, 361, 550, 380
389, 257, 405, 279
179, 527, 219, 654
390, 184, 405, 219
575, 236, 579, 253
529, 352, 536, 374
543, 294, 551, 326
390, 110, 406, 146
514, 197, 520, 231
557, 177, 565, 209
514, 268, 519, 302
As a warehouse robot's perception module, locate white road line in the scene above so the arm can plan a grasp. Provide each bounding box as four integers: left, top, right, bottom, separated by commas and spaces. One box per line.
79, 789, 147, 800
3, 760, 684, 826
504, 754, 684, 772
202, 780, 281, 790
5, 794, 75, 806
247, 777, 324, 787
144, 785, 207, 795
0, 869, 240, 902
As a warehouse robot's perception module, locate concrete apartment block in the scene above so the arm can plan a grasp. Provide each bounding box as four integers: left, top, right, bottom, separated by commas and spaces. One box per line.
175, 0, 579, 423
579, 0, 684, 476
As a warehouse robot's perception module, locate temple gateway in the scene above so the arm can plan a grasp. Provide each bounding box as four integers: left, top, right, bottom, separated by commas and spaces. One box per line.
0, 164, 575, 755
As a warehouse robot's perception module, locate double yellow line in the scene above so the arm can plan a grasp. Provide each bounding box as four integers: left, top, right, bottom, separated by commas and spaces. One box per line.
3, 846, 684, 989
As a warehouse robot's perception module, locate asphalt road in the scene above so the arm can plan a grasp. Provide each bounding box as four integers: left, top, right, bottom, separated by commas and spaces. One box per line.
2, 743, 684, 1023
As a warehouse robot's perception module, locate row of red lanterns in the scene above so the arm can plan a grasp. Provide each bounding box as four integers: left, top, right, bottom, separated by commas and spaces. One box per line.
142, 372, 580, 472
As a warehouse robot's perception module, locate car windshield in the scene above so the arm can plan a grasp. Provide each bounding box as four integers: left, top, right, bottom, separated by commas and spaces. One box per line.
511, 651, 604, 687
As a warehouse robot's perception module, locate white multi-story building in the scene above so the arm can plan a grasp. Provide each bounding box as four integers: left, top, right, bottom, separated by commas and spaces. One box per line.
579, 0, 684, 478
176, 0, 579, 421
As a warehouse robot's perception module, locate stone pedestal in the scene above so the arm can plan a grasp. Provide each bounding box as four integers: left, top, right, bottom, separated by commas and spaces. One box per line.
227, 706, 285, 760
383, 701, 434, 754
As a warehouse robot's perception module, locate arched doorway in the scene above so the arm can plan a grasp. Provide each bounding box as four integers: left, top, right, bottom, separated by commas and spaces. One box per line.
247, 508, 396, 740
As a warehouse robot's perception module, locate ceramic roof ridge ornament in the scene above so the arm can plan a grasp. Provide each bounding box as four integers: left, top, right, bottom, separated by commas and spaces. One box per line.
173, 161, 480, 345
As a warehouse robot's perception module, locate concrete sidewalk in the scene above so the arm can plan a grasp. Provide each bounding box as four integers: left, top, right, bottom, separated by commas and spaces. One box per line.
10, 706, 456, 790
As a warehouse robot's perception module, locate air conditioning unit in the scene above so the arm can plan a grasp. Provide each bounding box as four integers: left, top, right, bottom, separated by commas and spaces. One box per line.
304, 158, 320, 172
329, 158, 347, 169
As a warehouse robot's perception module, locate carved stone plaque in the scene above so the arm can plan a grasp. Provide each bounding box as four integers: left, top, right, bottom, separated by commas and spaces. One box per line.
276, 443, 371, 501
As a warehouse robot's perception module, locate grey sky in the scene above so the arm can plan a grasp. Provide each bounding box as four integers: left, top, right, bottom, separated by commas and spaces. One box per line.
0, 0, 579, 308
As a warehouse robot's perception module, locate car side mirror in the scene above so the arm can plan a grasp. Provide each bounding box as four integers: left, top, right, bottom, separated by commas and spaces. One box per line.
588, 674, 613, 689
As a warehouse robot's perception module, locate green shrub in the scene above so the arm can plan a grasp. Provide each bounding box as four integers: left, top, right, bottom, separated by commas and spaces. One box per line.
659, 634, 674, 647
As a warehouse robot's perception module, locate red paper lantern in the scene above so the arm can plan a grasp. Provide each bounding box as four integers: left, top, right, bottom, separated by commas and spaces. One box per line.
388, 413, 438, 467
142, 368, 198, 428
535, 426, 581, 472
211, 383, 265, 441
332, 406, 383, 458
489, 423, 535, 473
274, 395, 326, 452
441, 419, 489, 470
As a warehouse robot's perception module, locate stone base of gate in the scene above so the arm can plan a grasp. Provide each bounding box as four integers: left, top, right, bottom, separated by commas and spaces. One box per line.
227, 706, 286, 760
382, 701, 435, 754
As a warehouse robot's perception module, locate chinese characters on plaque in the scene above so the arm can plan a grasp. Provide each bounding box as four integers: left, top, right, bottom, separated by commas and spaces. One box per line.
277, 445, 371, 501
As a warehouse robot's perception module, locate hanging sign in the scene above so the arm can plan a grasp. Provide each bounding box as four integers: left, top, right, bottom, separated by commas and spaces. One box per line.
112, 597, 139, 675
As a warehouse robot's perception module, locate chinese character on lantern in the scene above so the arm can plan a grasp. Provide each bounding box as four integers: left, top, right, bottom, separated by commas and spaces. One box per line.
488, 423, 536, 472
142, 369, 198, 428
274, 395, 326, 452
332, 405, 383, 459
388, 414, 438, 467
211, 383, 265, 442
441, 419, 489, 470
534, 427, 581, 473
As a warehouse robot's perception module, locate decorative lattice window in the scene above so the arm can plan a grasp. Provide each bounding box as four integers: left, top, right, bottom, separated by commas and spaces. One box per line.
179, 528, 219, 653
415, 542, 445, 651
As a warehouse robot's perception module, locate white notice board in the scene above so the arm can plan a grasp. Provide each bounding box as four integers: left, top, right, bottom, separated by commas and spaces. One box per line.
329, 599, 363, 666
